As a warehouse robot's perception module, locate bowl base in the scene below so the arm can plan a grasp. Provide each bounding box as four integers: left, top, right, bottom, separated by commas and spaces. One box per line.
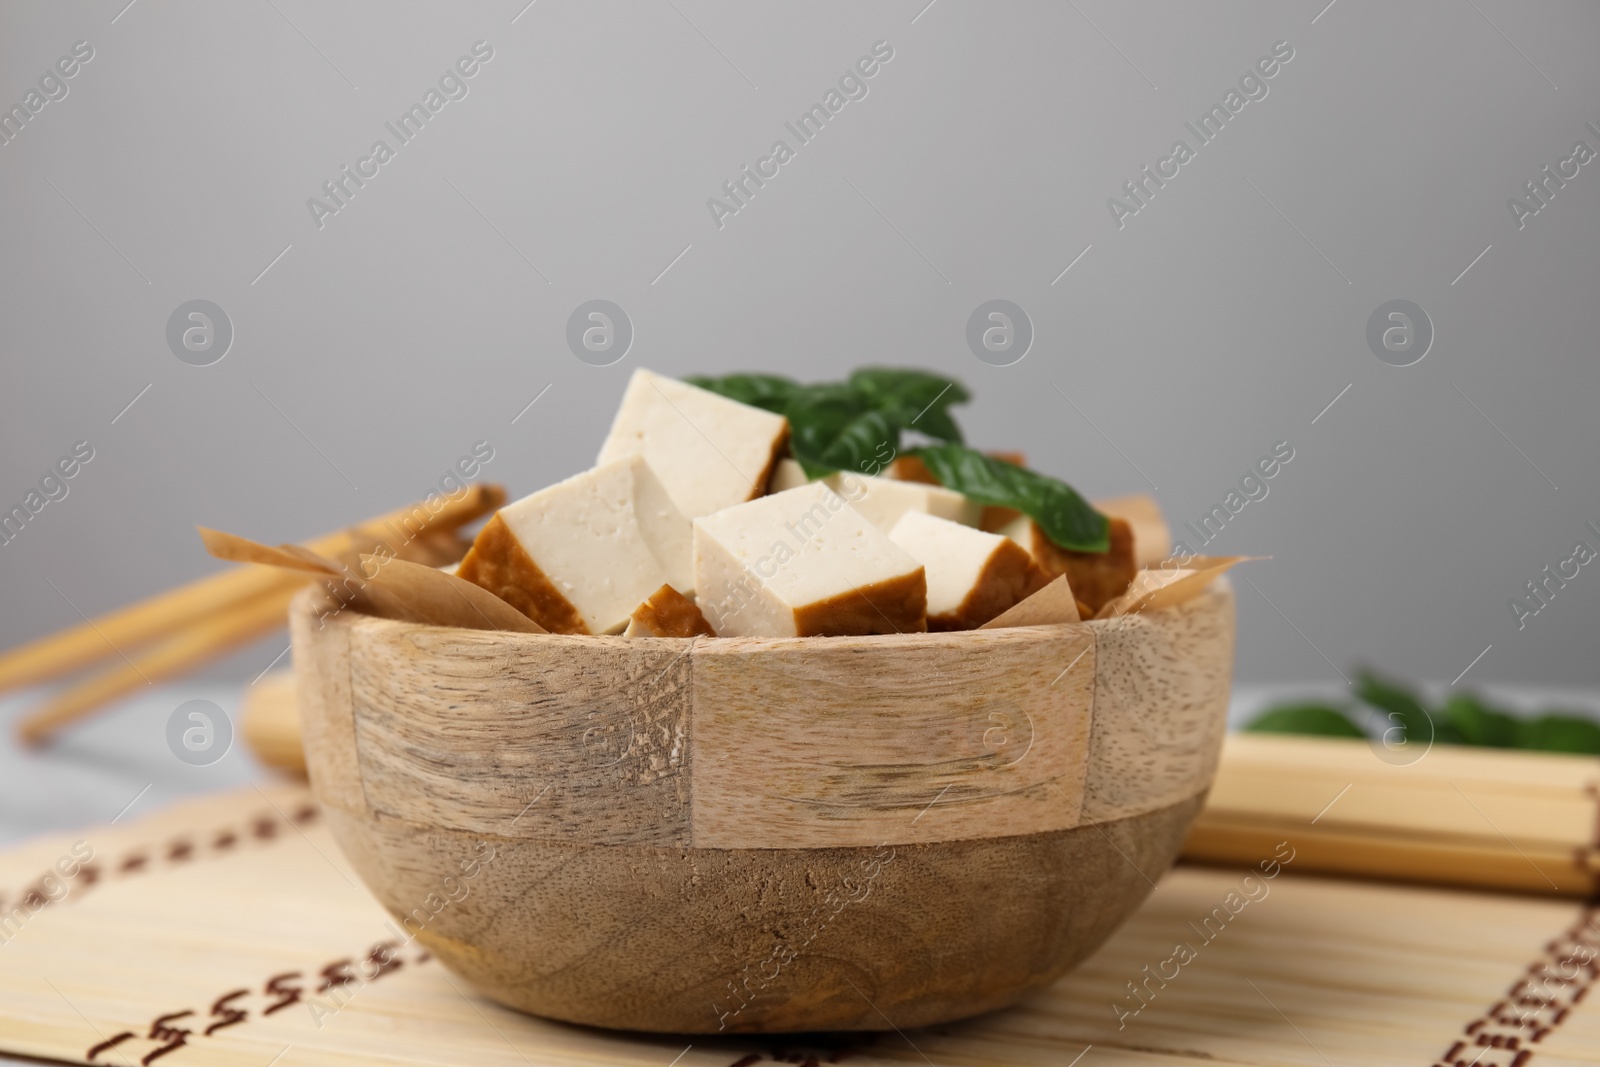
324, 793, 1203, 1034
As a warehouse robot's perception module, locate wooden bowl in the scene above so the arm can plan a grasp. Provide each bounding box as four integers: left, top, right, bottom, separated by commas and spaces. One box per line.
290, 581, 1234, 1034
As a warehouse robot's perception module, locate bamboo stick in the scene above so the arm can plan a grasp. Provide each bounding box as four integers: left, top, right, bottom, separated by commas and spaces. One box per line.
0, 485, 503, 697
1183, 732, 1600, 898
1185, 817, 1593, 896
15, 584, 303, 745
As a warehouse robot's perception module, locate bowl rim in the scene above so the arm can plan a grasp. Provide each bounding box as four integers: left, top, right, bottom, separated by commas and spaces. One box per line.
290, 582, 1234, 852
288, 583, 1183, 653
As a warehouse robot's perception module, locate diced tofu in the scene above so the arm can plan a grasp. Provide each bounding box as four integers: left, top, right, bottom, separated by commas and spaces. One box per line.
999, 515, 1136, 616
829, 471, 981, 531
597, 369, 789, 519
772, 462, 978, 531
457, 455, 691, 634
1094, 492, 1173, 567
623, 584, 715, 638
694, 483, 927, 637
888, 511, 1049, 630
767, 457, 811, 494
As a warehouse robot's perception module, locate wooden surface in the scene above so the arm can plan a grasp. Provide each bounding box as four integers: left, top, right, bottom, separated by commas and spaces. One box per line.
1081, 591, 1235, 824
293, 582, 1233, 851
341, 625, 696, 846
687, 625, 1095, 848
1186, 732, 1600, 896
322, 798, 1199, 1032
287, 583, 1234, 1030
1, 785, 1597, 1066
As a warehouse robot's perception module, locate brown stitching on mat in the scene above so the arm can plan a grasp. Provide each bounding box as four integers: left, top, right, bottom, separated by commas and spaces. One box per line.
1, 798, 319, 916
83, 940, 427, 1064
1431, 905, 1600, 1067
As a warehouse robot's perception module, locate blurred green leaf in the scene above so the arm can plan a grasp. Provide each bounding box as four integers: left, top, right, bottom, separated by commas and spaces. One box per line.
1514, 714, 1600, 754
1244, 703, 1367, 738
684, 373, 798, 414
847, 367, 969, 443
1355, 668, 1459, 747
1251, 669, 1600, 755
783, 384, 902, 478
1442, 692, 1521, 748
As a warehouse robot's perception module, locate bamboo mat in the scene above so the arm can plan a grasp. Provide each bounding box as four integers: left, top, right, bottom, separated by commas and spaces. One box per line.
1186, 733, 1600, 896
1, 786, 1596, 1067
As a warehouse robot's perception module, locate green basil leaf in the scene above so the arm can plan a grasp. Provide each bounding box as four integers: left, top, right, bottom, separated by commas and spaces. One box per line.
684, 373, 798, 414
1442, 693, 1521, 748
848, 367, 970, 443
906, 406, 965, 445
784, 384, 902, 478
1244, 703, 1367, 738
1514, 714, 1600, 754
1355, 668, 1457, 747
911, 443, 1109, 553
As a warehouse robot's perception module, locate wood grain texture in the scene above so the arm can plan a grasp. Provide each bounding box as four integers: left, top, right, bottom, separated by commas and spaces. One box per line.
321, 795, 1202, 1034
290, 581, 1233, 1031
344, 622, 694, 846
688, 626, 1095, 848
1081, 580, 1235, 824
290, 591, 366, 815
295, 584, 1236, 848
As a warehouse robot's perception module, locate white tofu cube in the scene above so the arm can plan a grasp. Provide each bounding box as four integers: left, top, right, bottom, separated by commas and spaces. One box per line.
828, 471, 981, 531
767, 462, 977, 533
889, 511, 1049, 630
694, 483, 927, 637
457, 455, 691, 634
598, 369, 789, 519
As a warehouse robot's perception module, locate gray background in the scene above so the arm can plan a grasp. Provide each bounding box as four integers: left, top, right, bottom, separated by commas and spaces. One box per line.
2, 0, 1597, 700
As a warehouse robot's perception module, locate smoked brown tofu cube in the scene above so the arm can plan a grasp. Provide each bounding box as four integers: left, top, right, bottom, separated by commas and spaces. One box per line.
457, 455, 691, 634
694, 483, 927, 637
888, 511, 1049, 630
623, 584, 716, 638
999, 515, 1137, 616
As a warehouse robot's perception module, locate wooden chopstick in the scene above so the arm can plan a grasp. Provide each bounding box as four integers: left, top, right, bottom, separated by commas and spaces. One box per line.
0, 561, 301, 698
1186, 814, 1595, 896
0, 485, 503, 699
15, 584, 302, 746
1182, 732, 1600, 897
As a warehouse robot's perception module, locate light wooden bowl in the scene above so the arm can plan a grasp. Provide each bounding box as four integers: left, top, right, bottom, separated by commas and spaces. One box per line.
290, 581, 1234, 1034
